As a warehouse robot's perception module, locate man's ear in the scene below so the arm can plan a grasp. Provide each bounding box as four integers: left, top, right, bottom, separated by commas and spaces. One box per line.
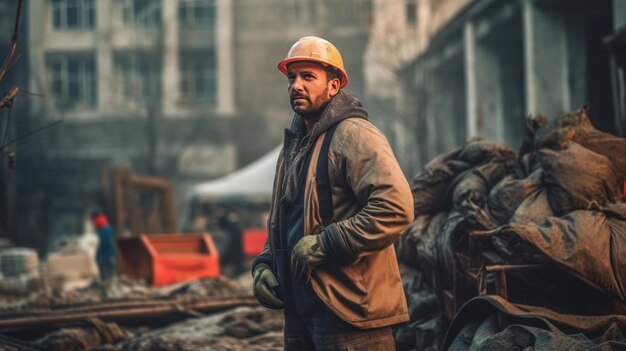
328, 78, 340, 97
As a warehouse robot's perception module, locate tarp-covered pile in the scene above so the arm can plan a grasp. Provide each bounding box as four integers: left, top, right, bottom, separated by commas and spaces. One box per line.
394, 107, 626, 351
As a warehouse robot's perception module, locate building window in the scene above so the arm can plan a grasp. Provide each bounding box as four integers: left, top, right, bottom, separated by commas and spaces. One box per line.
326, 0, 372, 26
51, 0, 95, 30
179, 51, 216, 105
355, 0, 373, 26
406, 0, 417, 26
118, 0, 161, 28
178, 0, 215, 28
286, 0, 316, 26
114, 53, 159, 108
47, 54, 97, 110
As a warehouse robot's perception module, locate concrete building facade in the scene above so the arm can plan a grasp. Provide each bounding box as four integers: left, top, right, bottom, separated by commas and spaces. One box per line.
399, 0, 622, 170
363, 0, 469, 175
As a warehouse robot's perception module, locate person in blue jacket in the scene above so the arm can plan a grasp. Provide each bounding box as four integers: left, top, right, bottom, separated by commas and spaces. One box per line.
90, 211, 117, 280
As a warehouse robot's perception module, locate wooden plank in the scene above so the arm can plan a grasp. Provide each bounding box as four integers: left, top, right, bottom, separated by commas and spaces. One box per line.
0, 296, 257, 330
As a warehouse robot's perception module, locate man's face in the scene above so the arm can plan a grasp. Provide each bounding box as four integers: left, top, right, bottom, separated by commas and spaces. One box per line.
287, 62, 339, 116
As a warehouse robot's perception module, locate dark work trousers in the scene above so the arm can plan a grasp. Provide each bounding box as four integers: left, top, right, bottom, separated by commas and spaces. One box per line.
283, 305, 396, 351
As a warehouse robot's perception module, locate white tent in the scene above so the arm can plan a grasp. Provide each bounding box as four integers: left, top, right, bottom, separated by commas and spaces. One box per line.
189, 146, 281, 203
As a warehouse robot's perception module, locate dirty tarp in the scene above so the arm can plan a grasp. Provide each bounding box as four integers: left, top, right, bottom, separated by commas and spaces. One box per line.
452, 162, 513, 216
484, 202, 626, 302
393, 265, 443, 351
410, 140, 516, 217
443, 295, 626, 351
397, 213, 448, 275
486, 168, 543, 226
509, 188, 554, 225
410, 148, 470, 216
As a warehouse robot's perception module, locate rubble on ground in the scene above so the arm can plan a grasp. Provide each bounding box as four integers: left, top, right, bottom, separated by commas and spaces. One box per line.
109, 307, 283, 351
0, 274, 278, 350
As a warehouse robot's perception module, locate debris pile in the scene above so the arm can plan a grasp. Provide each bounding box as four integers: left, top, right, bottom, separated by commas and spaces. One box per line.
42, 232, 100, 291
0, 275, 282, 350
394, 107, 626, 350
114, 307, 283, 351
0, 248, 41, 295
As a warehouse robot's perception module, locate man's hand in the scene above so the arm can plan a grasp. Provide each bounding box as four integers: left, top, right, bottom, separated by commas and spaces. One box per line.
252, 264, 284, 309
291, 234, 326, 283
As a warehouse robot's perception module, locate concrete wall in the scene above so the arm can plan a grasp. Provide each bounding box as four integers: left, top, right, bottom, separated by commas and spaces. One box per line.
471, 4, 525, 146
401, 0, 616, 170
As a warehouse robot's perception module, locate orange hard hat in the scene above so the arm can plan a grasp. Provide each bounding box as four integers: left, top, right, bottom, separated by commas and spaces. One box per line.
277, 36, 349, 89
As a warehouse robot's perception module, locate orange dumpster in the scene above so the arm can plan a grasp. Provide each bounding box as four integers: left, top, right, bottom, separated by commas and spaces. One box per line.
117, 234, 220, 286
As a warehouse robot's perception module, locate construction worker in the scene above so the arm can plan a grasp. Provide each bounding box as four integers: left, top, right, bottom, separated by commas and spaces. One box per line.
90, 211, 117, 280
251, 36, 414, 350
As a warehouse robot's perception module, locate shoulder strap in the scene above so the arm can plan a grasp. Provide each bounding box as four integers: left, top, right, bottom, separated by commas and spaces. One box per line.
316, 123, 339, 227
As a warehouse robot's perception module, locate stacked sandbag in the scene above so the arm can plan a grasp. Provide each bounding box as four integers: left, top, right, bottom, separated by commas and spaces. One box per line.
395, 139, 517, 351
534, 107, 626, 180
533, 107, 624, 215
396, 107, 626, 351
489, 108, 626, 290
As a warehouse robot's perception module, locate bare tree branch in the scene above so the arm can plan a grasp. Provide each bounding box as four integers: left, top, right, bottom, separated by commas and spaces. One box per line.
0, 88, 45, 113
0, 120, 64, 152
0, 87, 21, 112
0, 0, 24, 83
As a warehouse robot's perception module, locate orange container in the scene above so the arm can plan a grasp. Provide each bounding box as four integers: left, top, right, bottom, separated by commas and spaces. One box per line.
117, 234, 220, 286
242, 228, 268, 256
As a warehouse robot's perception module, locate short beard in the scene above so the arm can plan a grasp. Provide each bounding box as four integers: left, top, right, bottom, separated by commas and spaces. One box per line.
297, 87, 330, 121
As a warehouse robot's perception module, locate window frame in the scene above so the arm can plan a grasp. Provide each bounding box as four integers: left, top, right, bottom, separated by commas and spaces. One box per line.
179, 50, 217, 106
406, 0, 418, 27
47, 53, 97, 110
285, 0, 316, 26
178, 0, 216, 28
51, 0, 95, 31
113, 52, 161, 108
118, 0, 162, 29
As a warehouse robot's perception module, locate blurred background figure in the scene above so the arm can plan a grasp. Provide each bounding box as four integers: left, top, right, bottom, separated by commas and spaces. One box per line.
192, 205, 245, 277
90, 210, 117, 280
217, 210, 245, 276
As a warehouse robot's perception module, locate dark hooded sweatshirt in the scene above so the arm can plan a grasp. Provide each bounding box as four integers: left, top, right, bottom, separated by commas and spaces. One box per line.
254, 91, 368, 315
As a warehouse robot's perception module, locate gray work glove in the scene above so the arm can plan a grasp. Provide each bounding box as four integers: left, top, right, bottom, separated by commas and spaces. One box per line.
291, 234, 326, 284
252, 264, 284, 309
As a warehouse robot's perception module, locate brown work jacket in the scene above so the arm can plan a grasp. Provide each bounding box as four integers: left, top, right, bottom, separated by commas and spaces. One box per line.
267, 117, 414, 329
